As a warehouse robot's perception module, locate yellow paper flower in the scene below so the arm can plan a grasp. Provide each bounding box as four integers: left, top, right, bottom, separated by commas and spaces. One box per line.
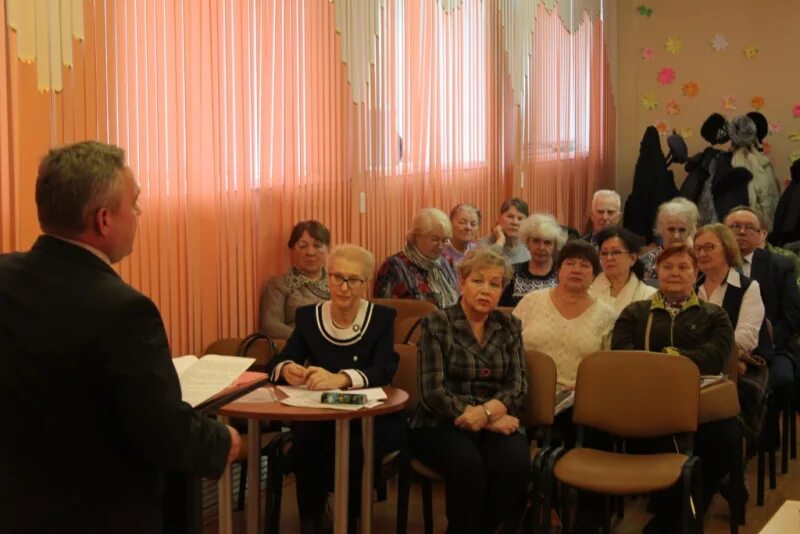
751, 96, 765, 110
641, 93, 659, 110
666, 100, 680, 116
788, 132, 800, 142
680, 128, 694, 139
743, 45, 759, 59
655, 121, 669, 136
790, 150, 800, 163
665, 37, 683, 55
721, 95, 738, 112
682, 81, 700, 97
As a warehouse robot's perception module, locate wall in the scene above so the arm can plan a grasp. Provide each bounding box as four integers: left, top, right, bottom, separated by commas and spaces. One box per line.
616, 0, 800, 199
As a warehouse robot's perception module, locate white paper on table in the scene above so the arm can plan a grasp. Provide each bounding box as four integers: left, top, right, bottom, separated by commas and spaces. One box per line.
277, 385, 387, 401
173, 354, 256, 407
279, 397, 383, 411
236, 387, 279, 403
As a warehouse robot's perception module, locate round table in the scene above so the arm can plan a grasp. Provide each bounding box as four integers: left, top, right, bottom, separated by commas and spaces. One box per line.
216, 386, 408, 534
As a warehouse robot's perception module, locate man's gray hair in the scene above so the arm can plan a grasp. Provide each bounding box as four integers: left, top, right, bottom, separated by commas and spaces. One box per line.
36, 141, 126, 235
592, 189, 621, 208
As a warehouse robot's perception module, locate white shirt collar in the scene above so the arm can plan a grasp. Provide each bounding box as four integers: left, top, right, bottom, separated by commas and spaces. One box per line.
743, 251, 754, 265
48, 234, 112, 266
725, 268, 743, 288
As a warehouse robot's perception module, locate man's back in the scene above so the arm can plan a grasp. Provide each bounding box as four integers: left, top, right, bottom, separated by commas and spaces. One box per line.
0, 236, 230, 533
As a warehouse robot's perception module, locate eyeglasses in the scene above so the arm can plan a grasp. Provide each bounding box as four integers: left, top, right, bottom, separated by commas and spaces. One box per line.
694, 243, 717, 254
727, 223, 760, 234
329, 273, 366, 289
529, 237, 555, 247
599, 249, 630, 259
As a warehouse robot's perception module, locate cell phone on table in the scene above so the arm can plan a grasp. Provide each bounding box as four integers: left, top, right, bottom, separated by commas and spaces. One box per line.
320, 392, 367, 405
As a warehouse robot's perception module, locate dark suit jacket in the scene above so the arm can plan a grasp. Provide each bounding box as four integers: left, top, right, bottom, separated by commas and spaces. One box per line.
749, 248, 800, 351
0, 236, 231, 533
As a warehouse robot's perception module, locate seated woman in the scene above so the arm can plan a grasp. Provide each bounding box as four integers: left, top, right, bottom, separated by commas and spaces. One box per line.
612, 244, 740, 530
640, 197, 699, 285
589, 226, 656, 315
499, 213, 566, 306
442, 203, 481, 265
374, 208, 460, 307
695, 223, 768, 439
476, 197, 531, 263
514, 240, 616, 391
265, 245, 401, 533
260, 220, 331, 339
409, 247, 528, 534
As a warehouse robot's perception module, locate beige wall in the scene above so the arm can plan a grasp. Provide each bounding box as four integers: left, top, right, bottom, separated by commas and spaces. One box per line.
616, 0, 800, 199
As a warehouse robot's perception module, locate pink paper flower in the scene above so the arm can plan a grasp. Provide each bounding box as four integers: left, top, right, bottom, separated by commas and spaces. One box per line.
642, 47, 654, 60
657, 68, 676, 85
793, 104, 800, 118
769, 121, 782, 134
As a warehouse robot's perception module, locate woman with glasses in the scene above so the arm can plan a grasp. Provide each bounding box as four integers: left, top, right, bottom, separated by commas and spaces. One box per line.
411, 247, 528, 534
375, 208, 460, 307
694, 223, 769, 441
589, 226, 656, 315
260, 220, 331, 338
499, 213, 567, 306
442, 203, 481, 265
640, 197, 700, 285
266, 244, 401, 533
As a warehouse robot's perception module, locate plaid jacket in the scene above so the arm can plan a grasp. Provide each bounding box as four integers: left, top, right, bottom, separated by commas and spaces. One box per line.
410, 303, 527, 428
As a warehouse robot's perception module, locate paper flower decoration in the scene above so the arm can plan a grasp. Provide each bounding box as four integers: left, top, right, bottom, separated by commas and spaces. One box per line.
789, 132, 800, 142
641, 47, 654, 60
641, 93, 659, 110
793, 104, 800, 118
751, 96, 765, 110
666, 100, 680, 116
680, 128, 694, 139
743, 45, 759, 59
657, 68, 676, 85
721, 96, 738, 112
665, 37, 683, 55
637, 5, 653, 17
762, 142, 771, 155
791, 151, 800, 163
655, 121, 670, 136
682, 81, 700, 97
710, 33, 728, 52
769, 121, 782, 134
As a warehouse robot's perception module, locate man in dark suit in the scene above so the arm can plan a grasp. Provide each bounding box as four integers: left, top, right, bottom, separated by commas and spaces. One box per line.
0, 141, 240, 533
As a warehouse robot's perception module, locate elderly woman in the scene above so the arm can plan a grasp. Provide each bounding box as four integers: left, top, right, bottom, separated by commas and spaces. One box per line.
612, 244, 739, 530
499, 213, 567, 306
410, 247, 528, 534
514, 240, 616, 391
266, 245, 401, 533
375, 208, 460, 307
260, 220, 331, 339
640, 197, 700, 285
695, 224, 768, 440
589, 226, 656, 315
442, 203, 481, 265
477, 197, 531, 263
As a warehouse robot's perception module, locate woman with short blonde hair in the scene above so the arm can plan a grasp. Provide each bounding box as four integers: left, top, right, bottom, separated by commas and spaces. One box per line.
500, 213, 567, 306
375, 208, 460, 307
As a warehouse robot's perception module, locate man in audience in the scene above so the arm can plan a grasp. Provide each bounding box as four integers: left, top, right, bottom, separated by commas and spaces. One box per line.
582, 189, 645, 249
0, 141, 240, 533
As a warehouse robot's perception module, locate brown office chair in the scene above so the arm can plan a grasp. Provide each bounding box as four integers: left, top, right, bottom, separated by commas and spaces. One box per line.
392, 343, 444, 534
551, 351, 702, 533
371, 298, 436, 342
520, 350, 558, 532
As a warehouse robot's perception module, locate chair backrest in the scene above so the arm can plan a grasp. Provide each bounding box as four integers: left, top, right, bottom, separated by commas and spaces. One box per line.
396, 316, 424, 344
392, 343, 419, 412
520, 350, 557, 428
203, 337, 242, 356
572, 350, 700, 438
371, 298, 437, 341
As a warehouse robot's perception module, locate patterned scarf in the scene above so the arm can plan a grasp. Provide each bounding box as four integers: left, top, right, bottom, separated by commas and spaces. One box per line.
285, 267, 330, 300
403, 243, 460, 308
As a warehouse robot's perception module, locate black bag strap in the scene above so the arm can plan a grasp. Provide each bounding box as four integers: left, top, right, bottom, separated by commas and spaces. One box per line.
237, 332, 279, 361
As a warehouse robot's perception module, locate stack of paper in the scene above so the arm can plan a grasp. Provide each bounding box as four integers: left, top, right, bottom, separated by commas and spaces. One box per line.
700, 373, 726, 389
172, 354, 256, 407
277, 385, 387, 411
